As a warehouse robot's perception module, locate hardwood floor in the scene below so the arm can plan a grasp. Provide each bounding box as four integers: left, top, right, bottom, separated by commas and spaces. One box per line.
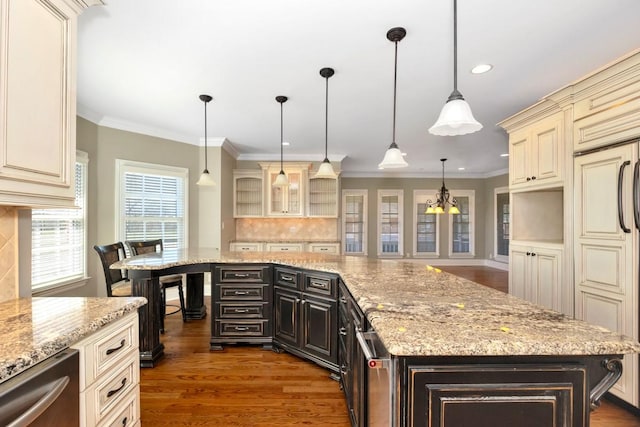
141, 266, 640, 426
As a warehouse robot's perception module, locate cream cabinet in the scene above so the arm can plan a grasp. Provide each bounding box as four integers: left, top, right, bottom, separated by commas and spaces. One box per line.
306, 242, 340, 254
0, 0, 100, 207
307, 176, 339, 217
574, 142, 639, 406
72, 312, 141, 427
265, 242, 304, 252
229, 242, 263, 252
509, 243, 563, 312
267, 168, 305, 216
233, 170, 263, 217
509, 111, 564, 190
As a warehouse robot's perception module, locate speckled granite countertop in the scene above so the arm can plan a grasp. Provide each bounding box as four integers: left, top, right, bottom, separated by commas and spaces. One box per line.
113, 249, 640, 357
0, 297, 146, 383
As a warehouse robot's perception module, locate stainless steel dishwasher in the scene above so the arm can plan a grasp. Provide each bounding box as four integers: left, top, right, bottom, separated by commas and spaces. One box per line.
356, 327, 394, 427
0, 348, 79, 427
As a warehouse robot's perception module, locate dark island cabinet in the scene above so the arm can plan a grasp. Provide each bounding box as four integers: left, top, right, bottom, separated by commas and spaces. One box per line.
273, 267, 338, 373
338, 280, 367, 427
210, 265, 273, 350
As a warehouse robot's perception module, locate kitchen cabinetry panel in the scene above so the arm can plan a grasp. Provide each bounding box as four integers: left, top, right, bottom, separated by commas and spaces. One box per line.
509, 243, 562, 312
274, 287, 300, 347
307, 242, 340, 254
265, 242, 304, 252
268, 169, 304, 216
307, 176, 339, 217
300, 295, 337, 364
233, 170, 263, 217
229, 242, 264, 252
0, 0, 84, 207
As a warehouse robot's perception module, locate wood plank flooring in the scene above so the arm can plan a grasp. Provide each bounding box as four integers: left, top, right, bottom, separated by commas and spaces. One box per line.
141, 266, 640, 426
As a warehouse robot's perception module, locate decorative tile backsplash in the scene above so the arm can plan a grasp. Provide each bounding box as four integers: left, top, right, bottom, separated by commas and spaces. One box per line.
0, 207, 18, 302
236, 218, 338, 241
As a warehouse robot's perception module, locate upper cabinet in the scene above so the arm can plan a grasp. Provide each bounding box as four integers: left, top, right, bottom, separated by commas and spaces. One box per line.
508, 111, 564, 191
233, 162, 340, 218
0, 0, 101, 207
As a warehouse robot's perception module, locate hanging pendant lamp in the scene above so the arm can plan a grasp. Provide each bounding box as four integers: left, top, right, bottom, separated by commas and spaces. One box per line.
315, 67, 338, 178
426, 159, 460, 214
196, 94, 216, 186
273, 96, 289, 187
429, 0, 482, 136
378, 27, 409, 169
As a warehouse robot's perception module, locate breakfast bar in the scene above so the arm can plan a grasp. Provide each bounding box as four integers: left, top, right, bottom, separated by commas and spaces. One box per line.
114, 249, 640, 426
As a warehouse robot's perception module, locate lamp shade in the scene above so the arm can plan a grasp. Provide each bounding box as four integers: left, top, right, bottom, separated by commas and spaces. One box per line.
315, 159, 337, 178
429, 98, 482, 136
273, 170, 289, 187
196, 170, 216, 187
449, 205, 461, 214
378, 143, 408, 169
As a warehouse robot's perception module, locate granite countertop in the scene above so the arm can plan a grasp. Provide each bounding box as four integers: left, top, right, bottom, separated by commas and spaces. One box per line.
0, 297, 146, 383
113, 248, 640, 358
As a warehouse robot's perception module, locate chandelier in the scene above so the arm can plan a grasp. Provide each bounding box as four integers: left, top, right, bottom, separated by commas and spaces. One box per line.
426, 159, 460, 214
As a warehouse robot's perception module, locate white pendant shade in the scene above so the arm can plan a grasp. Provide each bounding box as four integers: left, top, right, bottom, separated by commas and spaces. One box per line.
196, 170, 216, 186
273, 171, 289, 187
315, 159, 337, 178
429, 98, 482, 136
378, 144, 408, 169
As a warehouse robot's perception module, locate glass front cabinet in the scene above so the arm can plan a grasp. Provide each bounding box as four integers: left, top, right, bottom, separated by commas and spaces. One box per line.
264, 163, 309, 217
233, 170, 264, 217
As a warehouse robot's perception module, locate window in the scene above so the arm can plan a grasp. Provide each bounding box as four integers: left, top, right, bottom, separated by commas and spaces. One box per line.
377, 190, 403, 257
31, 152, 88, 291
413, 190, 439, 257
116, 159, 189, 249
342, 190, 367, 255
448, 190, 475, 257
494, 187, 510, 263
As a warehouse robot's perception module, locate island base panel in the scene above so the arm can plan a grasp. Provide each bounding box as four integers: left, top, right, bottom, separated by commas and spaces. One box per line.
185, 273, 207, 320
133, 278, 165, 367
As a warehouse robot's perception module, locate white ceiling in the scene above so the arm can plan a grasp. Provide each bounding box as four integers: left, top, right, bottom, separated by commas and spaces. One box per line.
77, 0, 640, 177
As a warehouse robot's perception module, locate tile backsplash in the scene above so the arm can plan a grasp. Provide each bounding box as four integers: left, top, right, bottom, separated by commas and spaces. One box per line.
0, 207, 18, 302
236, 218, 338, 241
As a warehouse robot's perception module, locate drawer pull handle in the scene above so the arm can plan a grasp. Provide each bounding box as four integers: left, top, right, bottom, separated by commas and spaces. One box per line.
234, 291, 250, 295
234, 309, 250, 313
281, 248, 289, 251
106, 339, 126, 355
107, 378, 127, 398
339, 327, 347, 336
320, 248, 328, 251
341, 364, 348, 375
122, 416, 128, 426
311, 280, 328, 289
233, 273, 250, 278
234, 326, 249, 331
281, 275, 294, 282
340, 297, 347, 304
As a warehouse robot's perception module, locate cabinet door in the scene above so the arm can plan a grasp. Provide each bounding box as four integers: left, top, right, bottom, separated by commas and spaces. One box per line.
0, 0, 78, 206
530, 247, 562, 311
308, 177, 338, 217
509, 130, 530, 187
234, 174, 263, 217
274, 288, 300, 347
509, 245, 529, 300
300, 295, 337, 365
268, 170, 304, 216
574, 143, 638, 406
531, 112, 563, 184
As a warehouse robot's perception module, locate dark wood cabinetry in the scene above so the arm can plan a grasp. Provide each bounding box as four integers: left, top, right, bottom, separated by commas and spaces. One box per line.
338, 280, 366, 427
273, 267, 338, 373
210, 265, 273, 350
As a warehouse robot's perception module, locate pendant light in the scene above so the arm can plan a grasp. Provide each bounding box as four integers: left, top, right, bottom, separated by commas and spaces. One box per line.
426, 159, 460, 214
428, 0, 482, 136
196, 94, 216, 186
315, 67, 337, 178
378, 27, 409, 169
273, 95, 289, 187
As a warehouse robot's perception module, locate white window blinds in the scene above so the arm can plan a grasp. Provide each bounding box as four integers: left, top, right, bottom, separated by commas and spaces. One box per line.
32, 154, 88, 290
117, 160, 188, 250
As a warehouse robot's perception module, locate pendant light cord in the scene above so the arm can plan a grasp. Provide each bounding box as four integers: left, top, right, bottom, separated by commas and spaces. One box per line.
203, 99, 208, 171
280, 101, 284, 171
324, 76, 329, 159
392, 40, 398, 145
453, 0, 458, 93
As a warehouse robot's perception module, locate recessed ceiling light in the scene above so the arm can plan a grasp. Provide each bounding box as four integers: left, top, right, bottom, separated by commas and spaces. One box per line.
458, 167, 465, 171
500, 153, 509, 157
471, 64, 493, 74
282, 141, 290, 146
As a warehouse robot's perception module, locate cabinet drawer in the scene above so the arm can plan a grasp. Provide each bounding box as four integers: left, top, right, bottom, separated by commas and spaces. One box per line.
216, 302, 268, 318
73, 313, 138, 389
83, 350, 139, 426
214, 265, 270, 283
229, 242, 263, 252
215, 320, 269, 337
307, 243, 340, 254
274, 267, 301, 289
97, 386, 140, 427
265, 243, 304, 252
303, 272, 336, 297
216, 284, 268, 301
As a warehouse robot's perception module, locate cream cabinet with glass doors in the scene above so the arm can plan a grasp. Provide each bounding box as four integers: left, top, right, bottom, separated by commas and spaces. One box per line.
262, 162, 309, 217
233, 170, 263, 217
307, 175, 339, 217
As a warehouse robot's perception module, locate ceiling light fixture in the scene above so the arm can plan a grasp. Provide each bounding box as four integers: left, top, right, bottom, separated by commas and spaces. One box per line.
471, 63, 493, 74
196, 94, 216, 186
378, 27, 409, 169
426, 159, 460, 214
429, 0, 482, 136
273, 96, 289, 187
315, 67, 338, 178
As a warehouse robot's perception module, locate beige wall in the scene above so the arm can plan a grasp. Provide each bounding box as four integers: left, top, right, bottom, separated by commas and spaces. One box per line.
483, 174, 509, 264
342, 174, 508, 260
0, 207, 18, 302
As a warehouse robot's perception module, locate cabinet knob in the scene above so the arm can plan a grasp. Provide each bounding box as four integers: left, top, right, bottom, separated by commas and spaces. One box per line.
531, 176, 536, 180
526, 177, 531, 181
531, 252, 536, 256
526, 251, 531, 256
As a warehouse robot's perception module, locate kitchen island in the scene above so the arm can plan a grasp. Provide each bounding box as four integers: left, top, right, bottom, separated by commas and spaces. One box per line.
114, 249, 640, 426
